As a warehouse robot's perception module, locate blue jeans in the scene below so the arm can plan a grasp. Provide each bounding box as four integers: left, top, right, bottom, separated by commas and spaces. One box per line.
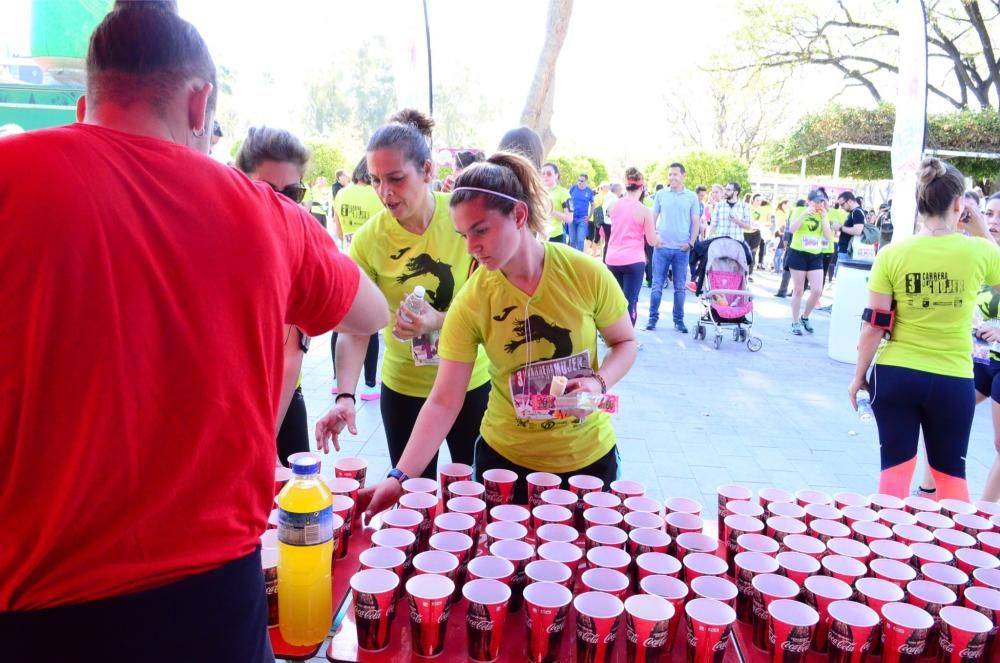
608, 262, 645, 325
569, 218, 588, 251
772, 247, 785, 273
648, 247, 688, 326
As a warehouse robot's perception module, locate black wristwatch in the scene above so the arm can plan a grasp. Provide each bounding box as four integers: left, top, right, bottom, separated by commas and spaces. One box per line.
387, 468, 410, 484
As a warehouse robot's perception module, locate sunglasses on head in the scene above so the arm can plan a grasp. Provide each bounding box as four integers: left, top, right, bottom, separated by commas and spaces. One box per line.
268, 182, 307, 204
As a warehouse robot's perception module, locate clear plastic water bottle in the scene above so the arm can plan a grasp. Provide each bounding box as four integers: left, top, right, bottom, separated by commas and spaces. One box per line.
393, 285, 427, 341
856, 390, 874, 423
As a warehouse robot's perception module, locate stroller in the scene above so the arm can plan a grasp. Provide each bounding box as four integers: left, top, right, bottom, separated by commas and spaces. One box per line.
689, 236, 762, 351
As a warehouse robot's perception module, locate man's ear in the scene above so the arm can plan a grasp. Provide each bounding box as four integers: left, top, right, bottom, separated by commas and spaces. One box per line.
187, 80, 214, 135
76, 95, 87, 122
422, 159, 433, 184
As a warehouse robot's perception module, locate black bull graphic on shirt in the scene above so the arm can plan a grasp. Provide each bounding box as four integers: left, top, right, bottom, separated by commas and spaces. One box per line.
392, 249, 455, 310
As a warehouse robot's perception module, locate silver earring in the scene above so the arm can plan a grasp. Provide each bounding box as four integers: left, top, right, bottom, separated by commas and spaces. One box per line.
192, 127, 206, 138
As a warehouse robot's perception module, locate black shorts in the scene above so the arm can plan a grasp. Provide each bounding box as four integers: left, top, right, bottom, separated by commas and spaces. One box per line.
786, 248, 824, 272
974, 359, 1000, 402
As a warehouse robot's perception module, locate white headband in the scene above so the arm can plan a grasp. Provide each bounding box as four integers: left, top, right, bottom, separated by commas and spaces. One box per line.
451, 186, 524, 205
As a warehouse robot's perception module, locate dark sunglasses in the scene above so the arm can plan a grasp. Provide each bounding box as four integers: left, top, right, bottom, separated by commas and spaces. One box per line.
268, 182, 307, 204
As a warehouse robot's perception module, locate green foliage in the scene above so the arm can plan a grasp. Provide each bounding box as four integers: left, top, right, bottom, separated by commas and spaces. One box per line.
547, 155, 609, 188
435, 165, 453, 183
647, 152, 750, 192
228, 137, 243, 161
585, 157, 609, 185
304, 141, 348, 184
762, 104, 1000, 186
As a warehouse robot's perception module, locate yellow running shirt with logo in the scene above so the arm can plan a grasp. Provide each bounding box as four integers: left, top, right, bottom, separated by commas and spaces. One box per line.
548, 186, 570, 238
334, 184, 384, 243
350, 191, 490, 397
825, 208, 847, 254
438, 242, 628, 473
869, 234, 1000, 378
789, 210, 826, 254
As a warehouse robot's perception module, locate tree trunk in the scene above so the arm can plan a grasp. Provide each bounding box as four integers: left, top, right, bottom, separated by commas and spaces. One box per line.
520, 0, 574, 157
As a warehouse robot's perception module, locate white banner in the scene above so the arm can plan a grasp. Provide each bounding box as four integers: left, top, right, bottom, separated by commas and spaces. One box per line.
889, 0, 929, 241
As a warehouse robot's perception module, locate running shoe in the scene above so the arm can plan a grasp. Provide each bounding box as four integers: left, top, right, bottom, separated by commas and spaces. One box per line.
800, 317, 814, 333
644, 321, 656, 331
674, 322, 689, 334
791, 322, 803, 336
360, 383, 381, 401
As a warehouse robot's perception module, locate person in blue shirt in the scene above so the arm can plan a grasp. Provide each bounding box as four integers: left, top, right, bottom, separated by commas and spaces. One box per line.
568, 173, 595, 251
645, 162, 701, 333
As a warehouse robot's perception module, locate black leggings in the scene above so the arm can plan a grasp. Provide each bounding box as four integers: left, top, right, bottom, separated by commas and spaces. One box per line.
276, 386, 309, 465
473, 438, 621, 505
744, 231, 762, 274
381, 381, 491, 480
331, 332, 379, 387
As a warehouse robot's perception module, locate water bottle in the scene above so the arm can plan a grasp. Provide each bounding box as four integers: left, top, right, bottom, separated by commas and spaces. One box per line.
393, 285, 427, 341
856, 390, 874, 423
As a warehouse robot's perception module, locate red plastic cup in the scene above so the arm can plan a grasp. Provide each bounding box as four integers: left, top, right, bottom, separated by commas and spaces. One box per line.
665, 495, 703, 516
685, 598, 737, 663
428, 531, 474, 569
406, 573, 454, 657
734, 552, 780, 623
326, 476, 361, 527
490, 503, 530, 527
381, 507, 424, 541
904, 495, 941, 515
433, 511, 477, 538
489, 538, 534, 612
879, 508, 918, 529
776, 551, 820, 589
676, 532, 719, 563
730, 500, 767, 519
692, 575, 738, 607
768, 501, 807, 521
540, 488, 577, 509
810, 519, 851, 543
767, 516, 807, 540
623, 510, 665, 534
640, 574, 688, 648
568, 474, 602, 528
585, 525, 627, 552
261, 548, 279, 627
526, 472, 561, 510
412, 549, 461, 588
447, 495, 487, 530
538, 541, 583, 588
911, 541, 954, 569
684, 552, 728, 588
398, 491, 438, 546
525, 559, 572, 589
628, 527, 671, 558
955, 547, 1000, 577
586, 546, 631, 576
351, 568, 400, 652
822, 555, 867, 587
260, 529, 278, 551
880, 601, 934, 663
870, 558, 918, 589
334, 456, 368, 488
330, 495, 355, 548
359, 546, 407, 602
826, 599, 879, 663
781, 533, 826, 559
485, 520, 528, 547
371, 527, 417, 563
907, 578, 958, 659
466, 555, 515, 586
940, 498, 977, 518
582, 506, 624, 530
610, 478, 646, 502
482, 468, 517, 509
439, 462, 473, 501
402, 477, 438, 496
522, 581, 573, 663
624, 495, 664, 516
637, 551, 683, 583
724, 515, 765, 573
922, 562, 970, 598
827, 537, 871, 563
974, 567, 1000, 590
738, 533, 780, 557
751, 573, 801, 650
766, 598, 818, 659
954, 513, 993, 538
624, 593, 675, 663
718, 484, 754, 536
275, 464, 293, 492
978, 531, 1000, 557
759, 487, 796, 509
534, 522, 576, 546
796, 489, 832, 508
842, 505, 879, 527
580, 567, 630, 601
531, 503, 574, 532
573, 591, 624, 663
852, 520, 893, 546
934, 527, 977, 554
805, 503, 844, 526
869, 493, 905, 512
916, 511, 955, 530
963, 585, 1000, 662
583, 490, 622, 514
834, 492, 871, 509
938, 604, 993, 662
802, 575, 853, 652
665, 512, 703, 555
463, 578, 511, 662
855, 576, 904, 655
893, 523, 934, 546
974, 500, 1000, 520
449, 479, 486, 500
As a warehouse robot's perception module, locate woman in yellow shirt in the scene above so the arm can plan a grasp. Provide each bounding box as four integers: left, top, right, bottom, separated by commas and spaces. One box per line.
358, 151, 638, 514
315, 110, 491, 479
849, 159, 1000, 501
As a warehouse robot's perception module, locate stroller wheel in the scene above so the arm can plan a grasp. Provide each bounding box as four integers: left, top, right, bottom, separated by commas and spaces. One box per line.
747, 337, 762, 352
713, 334, 723, 350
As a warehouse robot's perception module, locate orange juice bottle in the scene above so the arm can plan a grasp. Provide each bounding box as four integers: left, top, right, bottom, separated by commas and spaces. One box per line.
276, 456, 333, 645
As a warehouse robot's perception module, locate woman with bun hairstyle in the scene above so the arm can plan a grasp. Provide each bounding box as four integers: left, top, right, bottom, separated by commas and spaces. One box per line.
357, 151, 638, 515
849, 158, 1000, 501
605, 168, 659, 325
315, 109, 491, 479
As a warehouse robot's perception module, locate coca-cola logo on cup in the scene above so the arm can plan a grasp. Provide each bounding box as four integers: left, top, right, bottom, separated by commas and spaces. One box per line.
355, 592, 384, 621
548, 614, 566, 634
577, 615, 600, 645
828, 622, 868, 653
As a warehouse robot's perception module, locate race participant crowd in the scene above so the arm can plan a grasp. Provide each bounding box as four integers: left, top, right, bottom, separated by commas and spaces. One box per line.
3, 2, 1000, 660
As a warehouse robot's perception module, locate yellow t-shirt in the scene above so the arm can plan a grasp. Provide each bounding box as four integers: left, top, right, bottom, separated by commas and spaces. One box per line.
334, 184, 384, 240
438, 242, 628, 473
548, 186, 570, 238
789, 210, 826, 254
825, 209, 847, 254
870, 234, 1000, 378
350, 191, 490, 397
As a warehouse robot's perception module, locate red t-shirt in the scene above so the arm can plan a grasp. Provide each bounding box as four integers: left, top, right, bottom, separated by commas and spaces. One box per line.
0, 124, 361, 610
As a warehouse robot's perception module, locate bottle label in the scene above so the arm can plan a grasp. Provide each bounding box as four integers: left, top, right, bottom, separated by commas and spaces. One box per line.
278, 506, 334, 546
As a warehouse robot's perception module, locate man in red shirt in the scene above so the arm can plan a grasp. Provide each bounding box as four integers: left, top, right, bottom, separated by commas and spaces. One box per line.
0, 3, 387, 660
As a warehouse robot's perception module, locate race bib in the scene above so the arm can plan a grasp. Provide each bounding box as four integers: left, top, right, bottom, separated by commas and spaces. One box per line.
801, 236, 822, 250
509, 350, 592, 420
